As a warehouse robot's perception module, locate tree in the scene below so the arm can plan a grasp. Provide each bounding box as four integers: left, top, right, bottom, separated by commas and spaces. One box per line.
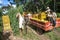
24, 0, 53, 13
13, 0, 52, 13
13, 0, 21, 7
0, 8, 2, 16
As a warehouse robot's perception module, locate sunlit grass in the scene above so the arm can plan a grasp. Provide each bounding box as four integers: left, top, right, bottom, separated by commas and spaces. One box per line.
45, 31, 60, 40
22, 27, 40, 40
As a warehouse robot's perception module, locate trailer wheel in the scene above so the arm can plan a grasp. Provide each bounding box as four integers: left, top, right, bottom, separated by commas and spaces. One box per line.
37, 27, 45, 35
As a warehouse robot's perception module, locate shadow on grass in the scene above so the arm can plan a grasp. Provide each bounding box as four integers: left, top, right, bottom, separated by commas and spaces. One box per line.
28, 24, 45, 35
28, 24, 53, 35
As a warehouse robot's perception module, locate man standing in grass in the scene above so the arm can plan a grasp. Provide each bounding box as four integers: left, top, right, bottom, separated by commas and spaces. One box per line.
16, 4, 24, 31
16, 12, 24, 32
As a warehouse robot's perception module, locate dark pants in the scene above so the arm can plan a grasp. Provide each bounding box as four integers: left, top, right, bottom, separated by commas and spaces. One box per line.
24, 17, 28, 34
49, 17, 56, 27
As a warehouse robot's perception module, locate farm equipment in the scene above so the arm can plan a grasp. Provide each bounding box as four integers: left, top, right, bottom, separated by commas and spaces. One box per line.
29, 12, 60, 31
2, 15, 12, 34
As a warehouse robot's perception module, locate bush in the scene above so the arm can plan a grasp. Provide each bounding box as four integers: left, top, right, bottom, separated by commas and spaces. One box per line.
8, 9, 20, 35
57, 13, 60, 17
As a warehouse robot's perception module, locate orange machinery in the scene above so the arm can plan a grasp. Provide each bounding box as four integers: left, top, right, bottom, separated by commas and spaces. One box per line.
29, 12, 60, 31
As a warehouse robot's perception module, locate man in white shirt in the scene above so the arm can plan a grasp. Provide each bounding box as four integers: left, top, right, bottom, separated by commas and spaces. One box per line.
47, 11, 57, 28
16, 12, 24, 31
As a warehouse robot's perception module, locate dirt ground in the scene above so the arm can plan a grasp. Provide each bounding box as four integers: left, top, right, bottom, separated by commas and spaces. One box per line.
2, 26, 60, 40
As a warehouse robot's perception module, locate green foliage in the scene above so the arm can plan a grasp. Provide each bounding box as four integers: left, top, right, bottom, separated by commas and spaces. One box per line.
13, 0, 22, 7
0, 9, 3, 40
7, 4, 24, 35
24, 2, 37, 12
0, 9, 2, 16
39, 0, 52, 11
17, 5, 24, 14
24, 0, 52, 13
0, 17, 3, 32
57, 13, 60, 17
13, 0, 52, 12
8, 9, 20, 35
0, 8, 3, 32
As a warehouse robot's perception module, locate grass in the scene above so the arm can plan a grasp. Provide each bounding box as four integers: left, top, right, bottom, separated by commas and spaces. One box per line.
21, 27, 40, 40
56, 28, 60, 32
45, 31, 60, 40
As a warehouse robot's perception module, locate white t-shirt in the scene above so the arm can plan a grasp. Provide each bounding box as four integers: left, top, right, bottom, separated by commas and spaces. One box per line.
53, 12, 57, 20
47, 12, 57, 20
19, 15, 24, 29
45, 9, 51, 12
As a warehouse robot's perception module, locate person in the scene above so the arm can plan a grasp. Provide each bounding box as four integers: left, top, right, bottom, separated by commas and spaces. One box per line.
23, 13, 28, 34
47, 10, 57, 28
45, 7, 51, 13
45, 7, 51, 20
16, 12, 24, 32
27, 12, 32, 19
27, 12, 32, 24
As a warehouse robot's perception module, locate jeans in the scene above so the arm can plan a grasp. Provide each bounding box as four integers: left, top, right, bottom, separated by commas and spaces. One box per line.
49, 17, 56, 27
